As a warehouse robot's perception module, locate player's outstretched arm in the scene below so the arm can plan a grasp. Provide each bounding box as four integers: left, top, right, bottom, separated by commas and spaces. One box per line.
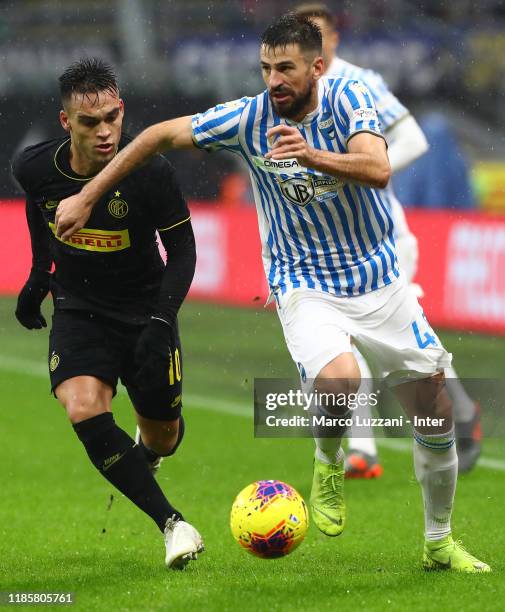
266, 125, 391, 189
55, 115, 194, 241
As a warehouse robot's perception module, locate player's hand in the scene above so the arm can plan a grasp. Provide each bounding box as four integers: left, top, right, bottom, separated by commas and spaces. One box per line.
15, 269, 51, 330
134, 318, 177, 390
265, 125, 318, 166
55, 193, 93, 241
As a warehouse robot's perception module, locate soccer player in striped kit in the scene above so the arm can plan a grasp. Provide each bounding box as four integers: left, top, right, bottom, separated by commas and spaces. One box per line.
54, 14, 490, 572
296, 3, 482, 478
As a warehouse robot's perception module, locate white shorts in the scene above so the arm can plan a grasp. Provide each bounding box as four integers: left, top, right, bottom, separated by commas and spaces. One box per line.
275, 275, 452, 386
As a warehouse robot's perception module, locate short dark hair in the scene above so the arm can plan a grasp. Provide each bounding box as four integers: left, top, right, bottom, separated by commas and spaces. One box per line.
59, 58, 118, 103
261, 13, 322, 57
294, 3, 336, 28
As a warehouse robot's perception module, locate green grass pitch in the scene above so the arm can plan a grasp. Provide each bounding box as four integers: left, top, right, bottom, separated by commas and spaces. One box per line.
0, 297, 504, 611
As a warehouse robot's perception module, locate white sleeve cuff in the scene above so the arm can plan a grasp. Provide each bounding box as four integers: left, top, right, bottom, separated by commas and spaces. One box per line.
386, 114, 429, 173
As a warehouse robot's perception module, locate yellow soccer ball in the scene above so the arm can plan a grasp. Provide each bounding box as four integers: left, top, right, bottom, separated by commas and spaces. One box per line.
230, 480, 309, 559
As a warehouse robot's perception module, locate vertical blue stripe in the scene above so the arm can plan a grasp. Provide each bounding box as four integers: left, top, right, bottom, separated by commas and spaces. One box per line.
318, 112, 360, 294
342, 184, 374, 292
353, 187, 386, 289
367, 188, 398, 275
243, 97, 286, 290
308, 120, 342, 294
258, 104, 317, 290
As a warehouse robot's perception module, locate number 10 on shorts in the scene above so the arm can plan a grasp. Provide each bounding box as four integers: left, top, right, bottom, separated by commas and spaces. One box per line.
169, 349, 182, 385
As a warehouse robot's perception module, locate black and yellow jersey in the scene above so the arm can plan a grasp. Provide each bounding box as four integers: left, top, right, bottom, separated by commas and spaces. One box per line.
12, 134, 191, 325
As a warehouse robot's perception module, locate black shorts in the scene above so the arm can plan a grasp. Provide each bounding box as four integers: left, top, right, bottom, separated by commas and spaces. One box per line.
48, 310, 183, 421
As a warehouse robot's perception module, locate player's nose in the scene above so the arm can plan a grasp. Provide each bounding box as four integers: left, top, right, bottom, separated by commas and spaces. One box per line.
267, 70, 284, 90
96, 122, 112, 139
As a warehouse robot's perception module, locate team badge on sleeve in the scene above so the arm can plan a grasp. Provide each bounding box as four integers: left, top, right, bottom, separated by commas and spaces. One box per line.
349, 81, 370, 95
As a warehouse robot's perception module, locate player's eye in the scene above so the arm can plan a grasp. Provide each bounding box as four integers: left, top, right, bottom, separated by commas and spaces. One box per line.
105, 110, 120, 123
80, 118, 98, 127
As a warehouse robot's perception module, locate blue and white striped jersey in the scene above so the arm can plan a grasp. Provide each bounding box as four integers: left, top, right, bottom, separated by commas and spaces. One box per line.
326, 57, 409, 132
191, 77, 399, 297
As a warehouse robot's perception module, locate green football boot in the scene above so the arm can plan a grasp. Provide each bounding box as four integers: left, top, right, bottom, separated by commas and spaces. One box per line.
310, 453, 346, 537
423, 535, 491, 573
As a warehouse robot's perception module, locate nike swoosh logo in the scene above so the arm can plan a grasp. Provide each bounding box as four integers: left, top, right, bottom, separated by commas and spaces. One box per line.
103, 451, 127, 471
313, 506, 343, 525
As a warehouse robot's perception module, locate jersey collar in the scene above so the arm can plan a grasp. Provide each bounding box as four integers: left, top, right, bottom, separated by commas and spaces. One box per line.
53, 139, 97, 182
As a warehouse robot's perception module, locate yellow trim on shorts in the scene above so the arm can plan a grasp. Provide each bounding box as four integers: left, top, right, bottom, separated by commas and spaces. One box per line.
157, 215, 191, 232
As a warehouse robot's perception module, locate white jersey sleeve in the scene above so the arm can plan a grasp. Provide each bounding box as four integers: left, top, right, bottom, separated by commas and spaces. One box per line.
386, 114, 429, 173
191, 97, 250, 153
334, 79, 384, 146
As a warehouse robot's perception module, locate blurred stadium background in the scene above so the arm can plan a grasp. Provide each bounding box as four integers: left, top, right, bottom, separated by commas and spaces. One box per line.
1, 2, 505, 609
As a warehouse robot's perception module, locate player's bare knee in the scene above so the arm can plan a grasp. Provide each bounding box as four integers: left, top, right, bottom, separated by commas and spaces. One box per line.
397, 372, 454, 434
56, 379, 112, 424
64, 397, 110, 424
418, 373, 453, 420
317, 353, 361, 392
314, 376, 361, 416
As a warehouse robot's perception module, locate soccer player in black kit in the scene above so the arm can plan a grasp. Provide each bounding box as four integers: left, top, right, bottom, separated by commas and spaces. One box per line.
12, 58, 203, 569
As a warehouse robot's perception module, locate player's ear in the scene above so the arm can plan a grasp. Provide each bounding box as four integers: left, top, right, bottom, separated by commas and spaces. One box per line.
333, 31, 340, 52
60, 109, 71, 133
313, 56, 324, 79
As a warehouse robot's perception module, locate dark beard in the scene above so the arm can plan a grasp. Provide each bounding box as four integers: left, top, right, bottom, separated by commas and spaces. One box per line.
271, 82, 313, 119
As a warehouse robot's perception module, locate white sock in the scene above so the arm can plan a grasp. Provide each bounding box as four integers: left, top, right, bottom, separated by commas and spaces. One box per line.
413, 429, 458, 541
348, 346, 377, 456
444, 366, 475, 422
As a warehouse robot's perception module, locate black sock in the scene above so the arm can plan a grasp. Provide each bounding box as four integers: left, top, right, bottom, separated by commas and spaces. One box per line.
139, 415, 186, 460
73, 413, 183, 531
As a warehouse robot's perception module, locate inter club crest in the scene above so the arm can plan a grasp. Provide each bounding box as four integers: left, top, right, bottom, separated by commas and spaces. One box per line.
107, 190, 128, 219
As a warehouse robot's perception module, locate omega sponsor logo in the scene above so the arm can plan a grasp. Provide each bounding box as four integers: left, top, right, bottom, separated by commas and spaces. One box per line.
263, 159, 301, 169
253, 155, 306, 175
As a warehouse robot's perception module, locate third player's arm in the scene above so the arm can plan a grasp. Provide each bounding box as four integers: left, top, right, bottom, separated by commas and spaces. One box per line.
55, 116, 195, 240
385, 114, 429, 174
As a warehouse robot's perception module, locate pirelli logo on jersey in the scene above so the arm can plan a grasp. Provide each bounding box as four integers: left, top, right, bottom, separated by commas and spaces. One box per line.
48, 222, 131, 252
